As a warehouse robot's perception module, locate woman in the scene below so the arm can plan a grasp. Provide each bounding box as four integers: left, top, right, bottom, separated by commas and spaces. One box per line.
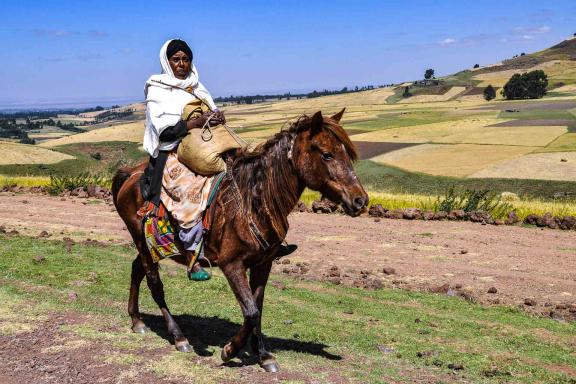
142, 39, 223, 281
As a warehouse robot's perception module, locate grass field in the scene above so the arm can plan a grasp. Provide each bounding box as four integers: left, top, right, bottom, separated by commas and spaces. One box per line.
0, 234, 575, 383
0, 141, 75, 165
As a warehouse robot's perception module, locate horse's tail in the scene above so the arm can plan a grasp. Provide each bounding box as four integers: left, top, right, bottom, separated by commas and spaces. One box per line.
111, 167, 133, 207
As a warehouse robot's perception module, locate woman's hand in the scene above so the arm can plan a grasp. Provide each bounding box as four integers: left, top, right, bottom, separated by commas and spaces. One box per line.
186, 110, 226, 130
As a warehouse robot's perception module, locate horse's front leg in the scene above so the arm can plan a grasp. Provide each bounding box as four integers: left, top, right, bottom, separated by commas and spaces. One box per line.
248, 260, 278, 372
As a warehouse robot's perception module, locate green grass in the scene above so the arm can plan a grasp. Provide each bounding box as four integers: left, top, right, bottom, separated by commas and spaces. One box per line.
0, 235, 574, 383
0, 141, 147, 178
355, 160, 576, 201
346, 110, 465, 131
498, 109, 576, 121
441, 70, 482, 87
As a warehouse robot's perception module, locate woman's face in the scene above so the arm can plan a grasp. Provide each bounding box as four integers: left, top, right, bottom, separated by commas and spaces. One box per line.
168, 51, 191, 79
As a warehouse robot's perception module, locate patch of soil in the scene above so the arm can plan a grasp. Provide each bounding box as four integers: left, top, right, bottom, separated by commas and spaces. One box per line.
1, 193, 575, 320
352, 141, 420, 160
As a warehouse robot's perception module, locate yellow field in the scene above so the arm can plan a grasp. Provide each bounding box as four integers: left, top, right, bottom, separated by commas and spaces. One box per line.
473, 60, 574, 87
0, 142, 74, 165
371, 143, 537, 177
0, 175, 51, 187
470, 152, 576, 181
541, 133, 576, 152
40, 121, 145, 147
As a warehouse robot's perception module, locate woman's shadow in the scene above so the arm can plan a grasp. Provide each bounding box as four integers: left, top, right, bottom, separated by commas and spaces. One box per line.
140, 313, 342, 366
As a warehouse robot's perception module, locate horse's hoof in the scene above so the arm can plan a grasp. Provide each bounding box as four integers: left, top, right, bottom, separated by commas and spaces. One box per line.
175, 341, 192, 353
132, 326, 148, 334
221, 343, 235, 362
261, 359, 280, 373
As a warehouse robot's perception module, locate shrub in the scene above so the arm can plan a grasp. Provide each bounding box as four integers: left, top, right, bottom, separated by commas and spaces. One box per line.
402, 86, 412, 98
501, 70, 548, 100
473, 64, 480, 69
434, 186, 512, 219
424, 69, 435, 80
483, 85, 496, 101
46, 173, 109, 195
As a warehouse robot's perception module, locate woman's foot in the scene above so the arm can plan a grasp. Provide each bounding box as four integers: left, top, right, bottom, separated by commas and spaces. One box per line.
188, 263, 211, 281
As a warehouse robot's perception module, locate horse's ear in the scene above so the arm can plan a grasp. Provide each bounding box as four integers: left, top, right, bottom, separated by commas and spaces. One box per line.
331, 108, 345, 123
310, 111, 323, 136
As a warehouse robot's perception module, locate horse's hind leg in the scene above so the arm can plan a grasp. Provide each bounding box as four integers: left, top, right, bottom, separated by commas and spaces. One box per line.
128, 256, 146, 333
144, 263, 192, 352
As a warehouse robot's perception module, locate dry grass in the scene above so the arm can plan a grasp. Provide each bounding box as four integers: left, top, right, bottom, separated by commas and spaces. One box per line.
473, 60, 573, 87
402, 86, 466, 103
540, 133, 576, 152
40, 121, 144, 147
470, 151, 576, 181
0, 142, 74, 165
371, 143, 537, 177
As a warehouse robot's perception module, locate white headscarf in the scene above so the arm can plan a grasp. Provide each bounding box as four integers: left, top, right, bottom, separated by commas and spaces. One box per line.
143, 39, 217, 157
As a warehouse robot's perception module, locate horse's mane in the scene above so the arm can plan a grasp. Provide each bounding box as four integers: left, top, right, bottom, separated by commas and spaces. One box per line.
229, 114, 357, 240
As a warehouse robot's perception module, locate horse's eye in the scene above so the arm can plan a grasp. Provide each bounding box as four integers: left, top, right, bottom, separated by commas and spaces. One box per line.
322, 152, 334, 161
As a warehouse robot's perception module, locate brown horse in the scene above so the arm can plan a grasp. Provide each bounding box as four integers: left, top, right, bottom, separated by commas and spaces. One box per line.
112, 109, 368, 372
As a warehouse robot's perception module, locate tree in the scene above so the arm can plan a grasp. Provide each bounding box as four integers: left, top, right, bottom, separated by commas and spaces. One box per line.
501, 70, 548, 100
473, 64, 480, 69
483, 85, 496, 101
424, 69, 435, 80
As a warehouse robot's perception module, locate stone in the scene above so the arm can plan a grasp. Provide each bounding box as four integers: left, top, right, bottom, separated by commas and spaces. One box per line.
448, 209, 466, 220
382, 267, 396, 275
487, 287, 498, 294
524, 298, 537, 306
422, 211, 435, 220
402, 208, 422, 220
385, 209, 404, 220
432, 211, 448, 220
505, 211, 520, 225
559, 216, 576, 230
312, 198, 338, 214
523, 214, 540, 226
368, 204, 387, 218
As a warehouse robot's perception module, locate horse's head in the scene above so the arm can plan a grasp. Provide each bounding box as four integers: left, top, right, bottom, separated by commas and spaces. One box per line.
292, 109, 368, 216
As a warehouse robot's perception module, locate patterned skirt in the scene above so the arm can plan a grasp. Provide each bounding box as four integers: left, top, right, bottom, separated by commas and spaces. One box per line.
160, 152, 213, 229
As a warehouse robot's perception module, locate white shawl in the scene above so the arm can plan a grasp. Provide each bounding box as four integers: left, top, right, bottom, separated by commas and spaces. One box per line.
143, 39, 218, 157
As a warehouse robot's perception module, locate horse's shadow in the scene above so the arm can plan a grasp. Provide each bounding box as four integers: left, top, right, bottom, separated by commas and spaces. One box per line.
140, 313, 342, 366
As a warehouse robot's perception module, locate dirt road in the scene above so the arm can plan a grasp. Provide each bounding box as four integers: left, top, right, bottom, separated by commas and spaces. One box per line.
1, 192, 575, 318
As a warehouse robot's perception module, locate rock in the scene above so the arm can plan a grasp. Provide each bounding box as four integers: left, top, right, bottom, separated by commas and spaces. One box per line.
37, 230, 51, 238
430, 283, 450, 294
448, 363, 464, 370
422, 211, 435, 220
487, 287, 498, 294
559, 216, 576, 230
494, 219, 504, 226
536, 212, 557, 229
365, 279, 383, 290
385, 209, 404, 220
432, 211, 448, 220
374, 218, 381, 223
376, 345, 395, 354
312, 198, 338, 214
271, 281, 286, 290
560, 158, 567, 162
459, 249, 468, 255
68, 292, 78, 301
382, 267, 396, 275
524, 298, 537, 306
368, 204, 387, 218
294, 201, 310, 213
416, 350, 439, 358
328, 267, 341, 278
523, 214, 540, 226
505, 211, 521, 225
403, 208, 422, 220
327, 277, 341, 285
448, 209, 466, 220
467, 210, 491, 223
459, 290, 476, 302
283, 319, 293, 325
0, 226, 5, 234
32, 255, 46, 264
280, 258, 291, 265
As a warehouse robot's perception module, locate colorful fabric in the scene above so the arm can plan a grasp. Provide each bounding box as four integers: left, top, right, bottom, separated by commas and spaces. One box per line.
161, 152, 213, 229
143, 203, 180, 263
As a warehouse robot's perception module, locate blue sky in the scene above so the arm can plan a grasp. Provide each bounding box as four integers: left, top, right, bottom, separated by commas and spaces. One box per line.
0, 0, 575, 108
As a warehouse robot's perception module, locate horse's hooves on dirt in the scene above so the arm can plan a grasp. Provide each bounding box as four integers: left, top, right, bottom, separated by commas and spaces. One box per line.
132, 326, 148, 334
261, 360, 280, 373
175, 341, 192, 353
221, 343, 235, 362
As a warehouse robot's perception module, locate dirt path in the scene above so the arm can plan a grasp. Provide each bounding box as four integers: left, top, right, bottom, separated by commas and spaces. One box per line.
1, 192, 575, 319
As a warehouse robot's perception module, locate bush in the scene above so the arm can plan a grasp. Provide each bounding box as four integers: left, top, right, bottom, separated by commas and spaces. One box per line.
434, 186, 512, 219
46, 173, 109, 195
402, 86, 412, 98
483, 85, 496, 101
502, 70, 548, 100
473, 64, 480, 69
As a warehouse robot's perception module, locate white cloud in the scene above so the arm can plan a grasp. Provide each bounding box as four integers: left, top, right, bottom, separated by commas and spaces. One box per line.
439, 38, 457, 46
522, 35, 534, 40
